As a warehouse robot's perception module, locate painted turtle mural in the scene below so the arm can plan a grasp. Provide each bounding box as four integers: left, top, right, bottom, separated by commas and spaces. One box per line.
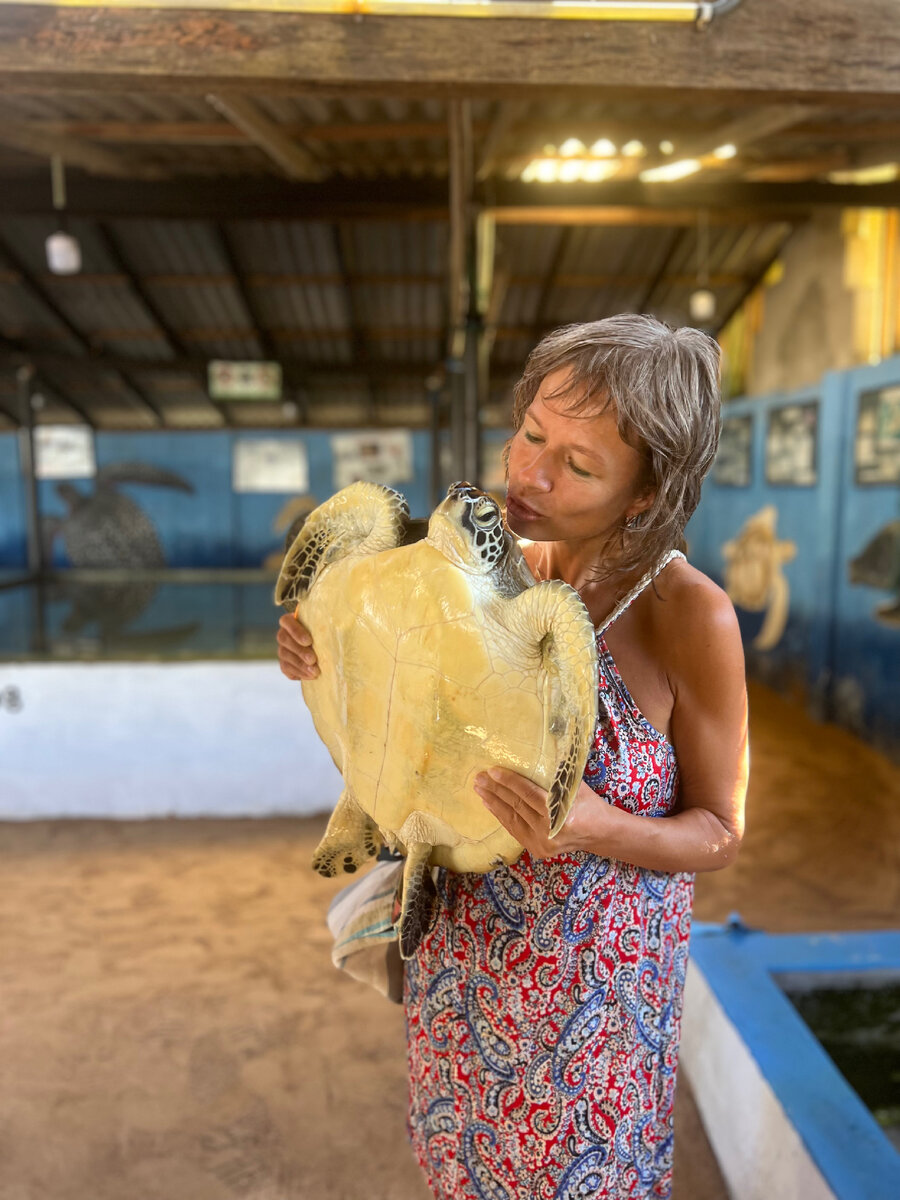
848, 520, 900, 627
43, 461, 199, 649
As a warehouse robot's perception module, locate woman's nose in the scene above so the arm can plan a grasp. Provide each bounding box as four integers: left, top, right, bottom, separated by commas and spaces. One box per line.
517, 448, 552, 492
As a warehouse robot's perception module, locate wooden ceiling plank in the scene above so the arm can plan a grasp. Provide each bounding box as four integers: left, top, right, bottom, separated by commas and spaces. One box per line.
0, 119, 158, 179
9, 171, 900, 221
0, 347, 440, 382
1, 2, 900, 100
679, 104, 821, 160
206, 93, 324, 181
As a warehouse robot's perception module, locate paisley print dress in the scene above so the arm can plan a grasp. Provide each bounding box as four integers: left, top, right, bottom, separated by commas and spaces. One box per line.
405, 551, 693, 1200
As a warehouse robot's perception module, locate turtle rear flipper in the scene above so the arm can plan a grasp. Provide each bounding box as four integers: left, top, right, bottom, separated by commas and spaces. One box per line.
275, 482, 409, 609
397, 842, 437, 960
507, 580, 599, 835
312, 789, 382, 877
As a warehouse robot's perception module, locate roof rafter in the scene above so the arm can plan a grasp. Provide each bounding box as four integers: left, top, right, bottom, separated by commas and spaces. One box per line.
0, 236, 161, 426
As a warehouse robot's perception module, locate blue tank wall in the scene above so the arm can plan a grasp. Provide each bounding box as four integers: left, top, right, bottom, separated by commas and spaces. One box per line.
688, 355, 900, 758
5, 428, 433, 570
0, 435, 26, 569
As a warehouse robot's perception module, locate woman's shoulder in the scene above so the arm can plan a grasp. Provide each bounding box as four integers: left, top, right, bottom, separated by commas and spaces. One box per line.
649, 556, 742, 653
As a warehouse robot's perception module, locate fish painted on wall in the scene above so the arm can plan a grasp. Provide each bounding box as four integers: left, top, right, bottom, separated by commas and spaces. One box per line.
42, 461, 198, 647
848, 520, 900, 627
722, 505, 798, 651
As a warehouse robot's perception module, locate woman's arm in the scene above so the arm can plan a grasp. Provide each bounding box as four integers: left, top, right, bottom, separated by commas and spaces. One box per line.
476, 580, 749, 874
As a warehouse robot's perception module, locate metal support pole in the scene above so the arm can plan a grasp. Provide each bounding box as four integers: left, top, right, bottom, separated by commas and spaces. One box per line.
447, 357, 466, 484
427, 374, 444, 508
462, 312, 484, 485
16, 365, 43, 576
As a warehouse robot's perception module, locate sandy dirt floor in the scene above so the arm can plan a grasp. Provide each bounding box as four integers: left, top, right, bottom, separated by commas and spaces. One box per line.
1, 681, 898, 1200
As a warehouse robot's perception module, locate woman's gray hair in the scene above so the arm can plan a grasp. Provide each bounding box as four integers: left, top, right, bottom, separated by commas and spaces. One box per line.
511, 313, 722, 580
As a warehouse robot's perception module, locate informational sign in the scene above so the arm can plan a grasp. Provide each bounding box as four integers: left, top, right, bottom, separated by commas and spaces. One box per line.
209, 360, 282, 402
331, 431, 413, 489
765, 402, 818, 487
855, 386, 900, 485
713, 414, 753, 487
34, 425, 96, 480
233, 438, 309, 493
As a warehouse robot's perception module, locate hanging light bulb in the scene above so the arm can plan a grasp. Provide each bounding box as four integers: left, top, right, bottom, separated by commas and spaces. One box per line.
45, 156, 81, 276
559, 138, 586, 158
590, 138, 617, 158
689, 289, 716, 322
621, 140, 646, 158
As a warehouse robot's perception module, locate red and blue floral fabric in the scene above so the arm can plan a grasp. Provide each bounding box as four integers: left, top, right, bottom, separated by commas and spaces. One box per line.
405, 617, 694, 1200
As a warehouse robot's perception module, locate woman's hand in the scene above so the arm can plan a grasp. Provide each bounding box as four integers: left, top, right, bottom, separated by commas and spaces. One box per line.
473, 769, 610, 860
276, 611, 320, 681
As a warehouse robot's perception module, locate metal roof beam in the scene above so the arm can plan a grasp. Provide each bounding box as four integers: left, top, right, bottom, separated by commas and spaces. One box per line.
0, 346, 441, 382
4, 172, 893, 221
206, 93, 324, 181
0, 234, 162, 426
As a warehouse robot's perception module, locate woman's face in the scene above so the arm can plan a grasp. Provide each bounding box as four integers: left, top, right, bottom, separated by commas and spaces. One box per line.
505, 368, 652, 547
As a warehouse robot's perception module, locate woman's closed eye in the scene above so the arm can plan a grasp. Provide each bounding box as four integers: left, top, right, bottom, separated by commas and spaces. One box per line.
568, 459, 593, 478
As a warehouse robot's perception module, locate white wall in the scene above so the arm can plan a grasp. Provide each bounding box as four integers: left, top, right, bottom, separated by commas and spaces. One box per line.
745, 210, 856, 397
0, 663, 343, 818
680, 962, 835, 1200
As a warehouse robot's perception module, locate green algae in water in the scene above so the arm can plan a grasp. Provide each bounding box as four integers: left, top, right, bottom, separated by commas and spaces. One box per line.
786, 983, 900, 1152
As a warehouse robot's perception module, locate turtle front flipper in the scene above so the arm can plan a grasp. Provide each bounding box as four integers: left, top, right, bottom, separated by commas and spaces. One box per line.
275, 482, 409, 608
507, 580, 599, 835
397, 842, 437, 960
312, 789, 382, 876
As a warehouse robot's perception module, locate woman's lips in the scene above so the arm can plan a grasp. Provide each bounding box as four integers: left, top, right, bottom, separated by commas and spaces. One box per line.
506, 494, 543, 520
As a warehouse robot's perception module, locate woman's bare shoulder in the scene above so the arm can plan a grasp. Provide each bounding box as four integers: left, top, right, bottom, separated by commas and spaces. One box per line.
651, 556, 742, 648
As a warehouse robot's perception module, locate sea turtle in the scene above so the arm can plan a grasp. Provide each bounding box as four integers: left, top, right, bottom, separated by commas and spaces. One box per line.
722, 505, 797, 650
43, 461, 197, 646
849, 519, 900, 626
275, 480, 598, 958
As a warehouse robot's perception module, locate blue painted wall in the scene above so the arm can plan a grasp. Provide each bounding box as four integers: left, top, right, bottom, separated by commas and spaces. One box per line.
0, 435, 26, 569
688, 355, 900, 757
7, 428, 433, 571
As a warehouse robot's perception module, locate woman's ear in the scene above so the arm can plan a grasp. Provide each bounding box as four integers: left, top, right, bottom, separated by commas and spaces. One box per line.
625, 487, 656, 521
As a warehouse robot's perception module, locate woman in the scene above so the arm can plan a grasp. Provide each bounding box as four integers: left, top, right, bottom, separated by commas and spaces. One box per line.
277, 314, 748, 1199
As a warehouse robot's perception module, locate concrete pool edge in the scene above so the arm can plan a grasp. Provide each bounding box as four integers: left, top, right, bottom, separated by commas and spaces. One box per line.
681, 926, 900, 1200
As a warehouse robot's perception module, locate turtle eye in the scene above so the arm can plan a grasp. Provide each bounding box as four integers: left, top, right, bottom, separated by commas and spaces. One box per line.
472, 499, 498, 528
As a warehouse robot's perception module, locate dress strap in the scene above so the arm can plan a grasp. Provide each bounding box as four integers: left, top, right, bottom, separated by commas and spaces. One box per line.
595, 548, 685, 638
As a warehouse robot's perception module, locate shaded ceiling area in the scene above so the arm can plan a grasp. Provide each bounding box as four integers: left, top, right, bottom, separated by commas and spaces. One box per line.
1, 2, 900, 431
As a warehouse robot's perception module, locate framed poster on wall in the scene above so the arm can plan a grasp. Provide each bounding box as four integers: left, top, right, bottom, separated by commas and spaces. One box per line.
855, 386, 900, 485
713, 414, 753, 487
232, 439, 309, 493
34, 426, 96, 480
765, 401, 818, 486
331, 431, 413, 489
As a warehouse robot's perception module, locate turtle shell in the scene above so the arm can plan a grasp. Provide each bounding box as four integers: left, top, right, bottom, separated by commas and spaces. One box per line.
288, 483, 598, 876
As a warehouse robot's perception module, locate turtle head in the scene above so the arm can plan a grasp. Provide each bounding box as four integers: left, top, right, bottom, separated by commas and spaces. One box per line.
428, 482, 530, 592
